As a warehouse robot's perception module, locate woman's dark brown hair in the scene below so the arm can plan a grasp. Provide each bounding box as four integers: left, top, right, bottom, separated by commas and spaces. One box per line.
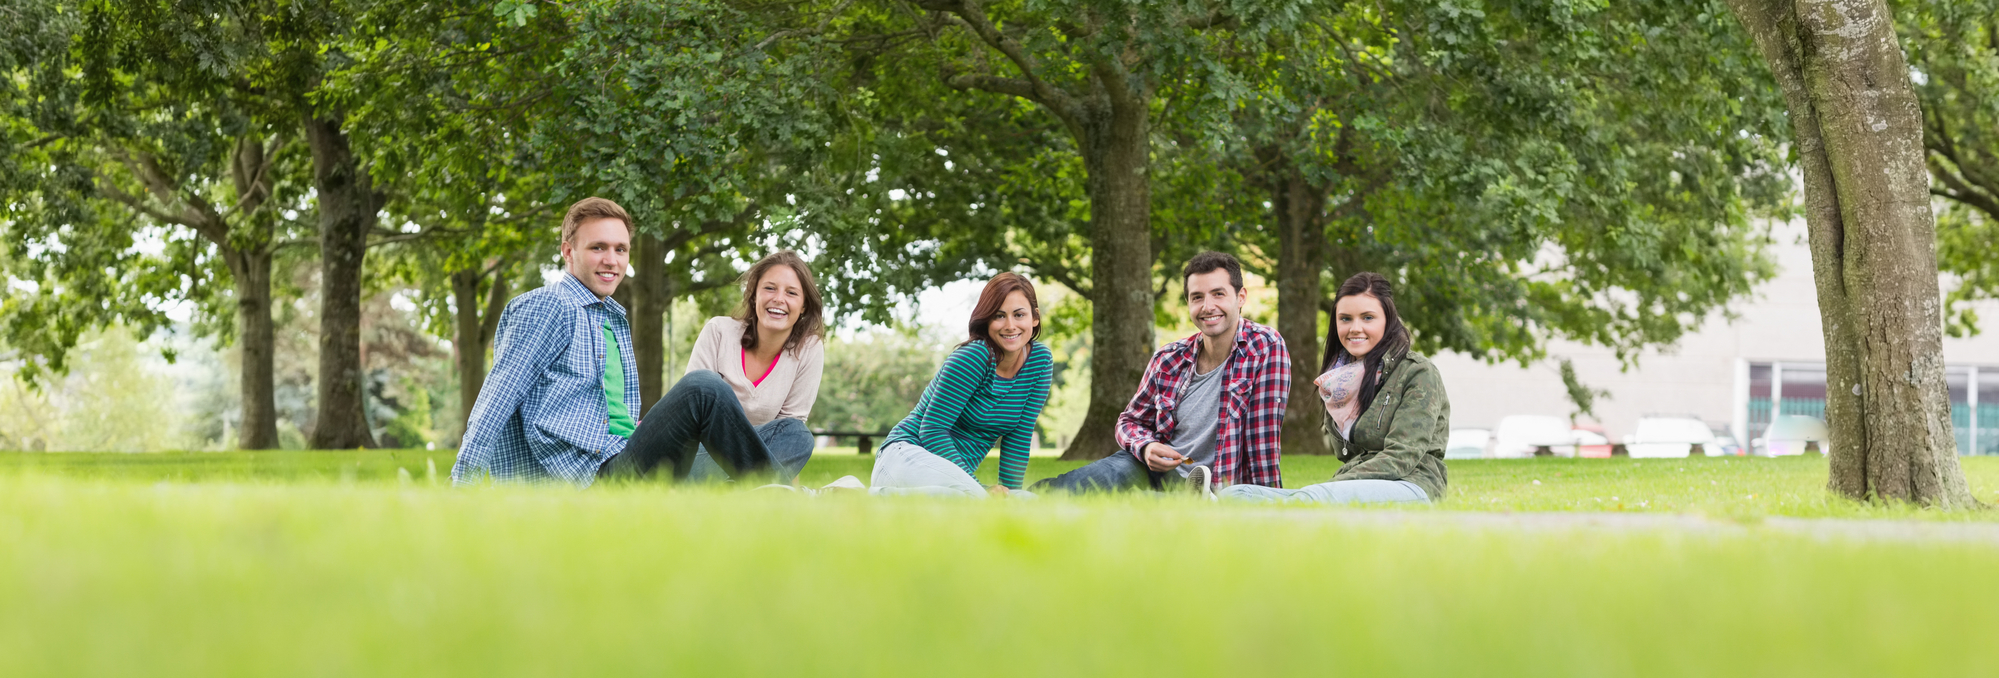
736, 251, 825, 355
1320, 272, 1413, 415
961, 272, 1041, 362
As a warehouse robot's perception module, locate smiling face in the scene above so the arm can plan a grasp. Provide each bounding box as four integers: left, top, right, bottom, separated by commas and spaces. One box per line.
1334, 293, 1387, 359
1184, 268, 1245, 342
753, 264, 805, 339
987, 290, 1039, 358
561, 217, 630, 298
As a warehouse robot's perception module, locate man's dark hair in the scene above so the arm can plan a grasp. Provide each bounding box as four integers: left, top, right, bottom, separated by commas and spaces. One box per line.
1181, 251, 1244, 296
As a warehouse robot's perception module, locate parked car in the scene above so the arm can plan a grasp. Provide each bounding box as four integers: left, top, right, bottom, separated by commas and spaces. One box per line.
1445, 428, 1491, 460
1622, 416, 1715, 458
1492, 415, 1576, 458
1572, 425, 1613, 458
1754, 415, 1829, 456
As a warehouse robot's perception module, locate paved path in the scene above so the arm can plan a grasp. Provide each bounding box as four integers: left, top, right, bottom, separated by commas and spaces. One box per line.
1243, 508, 1999, 545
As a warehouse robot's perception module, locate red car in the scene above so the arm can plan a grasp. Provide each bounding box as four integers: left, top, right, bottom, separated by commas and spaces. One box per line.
1573, 424, 1614, 458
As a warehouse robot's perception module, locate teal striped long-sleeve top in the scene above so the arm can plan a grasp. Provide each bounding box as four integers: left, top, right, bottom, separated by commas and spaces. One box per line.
884, 341, 1054, 489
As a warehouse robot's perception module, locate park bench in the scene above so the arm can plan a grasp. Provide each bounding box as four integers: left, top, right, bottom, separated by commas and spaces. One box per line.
812, 430, 893, 455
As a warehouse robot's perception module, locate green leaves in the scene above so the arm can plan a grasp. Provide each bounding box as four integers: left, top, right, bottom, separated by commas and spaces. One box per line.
1896, 0, 1999, 335
494, 0, 540, 27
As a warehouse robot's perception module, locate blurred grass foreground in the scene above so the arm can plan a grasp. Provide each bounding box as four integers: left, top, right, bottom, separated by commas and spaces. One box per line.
2, 453, 1997, 677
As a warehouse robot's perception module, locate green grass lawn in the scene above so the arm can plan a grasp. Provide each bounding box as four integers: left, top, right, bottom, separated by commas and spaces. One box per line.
3, 452, 1997, 677
8, 450, 1999, 520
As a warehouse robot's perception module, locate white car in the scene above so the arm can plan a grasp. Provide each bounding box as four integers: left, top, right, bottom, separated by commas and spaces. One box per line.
1623, 416, 1715, 458
1755, 415, 1829, 456
1491, 415, 1576, 458
1445, 428, 1491, 460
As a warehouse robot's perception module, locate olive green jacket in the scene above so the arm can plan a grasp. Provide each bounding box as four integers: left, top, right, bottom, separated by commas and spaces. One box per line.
1324, 351, 1450, 500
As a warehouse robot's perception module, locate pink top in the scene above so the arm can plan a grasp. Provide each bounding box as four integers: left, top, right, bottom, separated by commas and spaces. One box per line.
743, 349, 781, 387
685, 317, 824, 427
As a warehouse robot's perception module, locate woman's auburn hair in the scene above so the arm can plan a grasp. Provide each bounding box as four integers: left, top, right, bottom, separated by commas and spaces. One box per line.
736, 251, 826, 355
1320, 271, 1413, 415
961, 272, 1041, 362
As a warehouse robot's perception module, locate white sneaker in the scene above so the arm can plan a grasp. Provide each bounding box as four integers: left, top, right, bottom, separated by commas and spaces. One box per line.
1183, 465, 1216, 502
755, 483, 800, 493
818, 475, 867, 494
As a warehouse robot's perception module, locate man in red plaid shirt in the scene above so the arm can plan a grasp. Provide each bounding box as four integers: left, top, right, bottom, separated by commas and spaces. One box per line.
1033, 252, 1291, 497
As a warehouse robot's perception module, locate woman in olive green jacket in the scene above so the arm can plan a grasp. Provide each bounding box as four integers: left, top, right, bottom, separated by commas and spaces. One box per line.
1219, 272, 1448, 504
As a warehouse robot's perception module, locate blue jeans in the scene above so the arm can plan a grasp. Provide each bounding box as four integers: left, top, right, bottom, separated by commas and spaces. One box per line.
1030, 450, 1179, 494
1218, 479, 1429, 505
686, 417, 815, 484
597, 370, 774, 482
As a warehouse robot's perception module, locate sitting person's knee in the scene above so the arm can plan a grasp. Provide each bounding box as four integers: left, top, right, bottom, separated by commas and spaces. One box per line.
768, 417, 810, 437
678, 369, 729, 393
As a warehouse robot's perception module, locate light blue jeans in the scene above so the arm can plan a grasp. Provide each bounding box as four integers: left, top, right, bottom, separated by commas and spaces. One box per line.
685, 417, 815, 484
1219, 479, 1429, 505
867, 441, 1037, 499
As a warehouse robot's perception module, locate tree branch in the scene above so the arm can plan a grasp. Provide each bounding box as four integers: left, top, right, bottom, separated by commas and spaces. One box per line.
1931, 159, 1999, 220
943, 72, 1039, 99
1019, 256, 1091, 301
754, 0, 855, 51
98, 150, 230, 246
1186, 9, 1234, 30
925, 0, 1084, 127
662, 202, 760, 251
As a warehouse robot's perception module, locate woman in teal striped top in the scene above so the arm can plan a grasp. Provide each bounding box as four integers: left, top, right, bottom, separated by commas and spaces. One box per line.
872, 273, 1054, 497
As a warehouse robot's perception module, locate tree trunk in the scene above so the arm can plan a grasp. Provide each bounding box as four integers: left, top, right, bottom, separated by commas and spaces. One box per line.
1059, 94, 1155, 461
631, 233, 670, 415
304, 115, 380, 450
451, 268, 481, 442
450, 266, 508, 442
1725, 0, 1974, 506
225, 248, 279, 450
1270, 159, 1332, 456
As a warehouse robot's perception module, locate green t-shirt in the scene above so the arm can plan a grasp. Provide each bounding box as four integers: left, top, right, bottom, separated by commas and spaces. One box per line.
602, 324, 636, 438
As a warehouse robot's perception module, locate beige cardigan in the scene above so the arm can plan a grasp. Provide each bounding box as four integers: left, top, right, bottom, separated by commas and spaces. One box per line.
684, 317, 825, 426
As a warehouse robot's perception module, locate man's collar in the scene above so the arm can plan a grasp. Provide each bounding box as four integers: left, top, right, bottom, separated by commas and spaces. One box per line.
555, 272, 628, 316
1194, 318, 1244, 362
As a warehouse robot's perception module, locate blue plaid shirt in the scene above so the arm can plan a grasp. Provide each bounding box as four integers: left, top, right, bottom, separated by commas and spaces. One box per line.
451, 273, 640, 487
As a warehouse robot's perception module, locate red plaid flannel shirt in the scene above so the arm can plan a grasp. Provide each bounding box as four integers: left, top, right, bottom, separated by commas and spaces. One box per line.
1115, 319, 1291, 487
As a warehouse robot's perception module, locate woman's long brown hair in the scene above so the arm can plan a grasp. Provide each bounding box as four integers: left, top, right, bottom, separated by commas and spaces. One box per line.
960, 272, 1041, 364
736, 251, 826, 355
1320, 272, 1412, 415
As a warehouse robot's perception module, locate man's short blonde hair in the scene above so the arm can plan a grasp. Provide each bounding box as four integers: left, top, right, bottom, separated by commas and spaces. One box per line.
560, 197, 634, 243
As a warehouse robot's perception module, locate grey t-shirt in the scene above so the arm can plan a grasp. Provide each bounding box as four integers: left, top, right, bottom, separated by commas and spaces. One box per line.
1170, 361, 1226, 477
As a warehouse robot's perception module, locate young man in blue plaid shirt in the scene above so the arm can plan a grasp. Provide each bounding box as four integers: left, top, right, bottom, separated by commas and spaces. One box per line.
451, 198, 777, 487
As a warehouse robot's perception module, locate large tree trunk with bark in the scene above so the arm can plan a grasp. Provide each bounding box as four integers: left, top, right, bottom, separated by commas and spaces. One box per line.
304, 115, 380, 450
1265, 152, 1332, 457
1059, 95, 1156, 461
631, 233, 671, 415
451, 265, 508, 442
1726, 0, 1974, 506
225, 248, 279, 450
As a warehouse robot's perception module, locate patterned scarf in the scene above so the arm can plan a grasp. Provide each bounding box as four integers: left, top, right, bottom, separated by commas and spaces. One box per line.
1314, 358, 1367, 440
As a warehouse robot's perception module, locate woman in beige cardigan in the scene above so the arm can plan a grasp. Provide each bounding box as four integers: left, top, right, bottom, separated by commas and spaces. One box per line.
683, 251, 827, 482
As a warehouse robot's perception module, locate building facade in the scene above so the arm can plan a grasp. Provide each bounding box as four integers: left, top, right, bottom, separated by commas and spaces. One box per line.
1430, 221, 1999, 454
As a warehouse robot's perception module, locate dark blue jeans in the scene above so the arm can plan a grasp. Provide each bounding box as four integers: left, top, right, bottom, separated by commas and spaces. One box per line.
1029, 450, 1173, 494
597, 370, 774, 482
686, 417, 815, 484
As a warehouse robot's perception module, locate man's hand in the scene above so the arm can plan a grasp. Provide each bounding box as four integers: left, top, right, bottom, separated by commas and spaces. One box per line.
1143, 442, 1186, 472
987, 484, 1010, 497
